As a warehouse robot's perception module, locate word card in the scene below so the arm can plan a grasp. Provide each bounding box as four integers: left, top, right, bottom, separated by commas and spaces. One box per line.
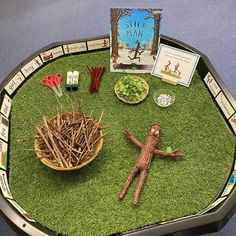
215, 92, 234, 119
0, 140, 8, 170
40, 46, 64, 62
8, 199, 35, 222
63, 42, 87, 54
87, 38, 110, 51
230, 113, 236, 134
0, 115, 9, 142
221, 171, 236, 197
0, 94, 12, 118
21, 56, 43, 77
197, 197, 227, 215
0, 169, 12, 199
204, 72, 221, 97
5, 71, 25, 95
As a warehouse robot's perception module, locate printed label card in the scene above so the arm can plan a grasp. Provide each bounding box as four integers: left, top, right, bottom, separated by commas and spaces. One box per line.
230, 113, 236, 135
197, 196, 226, 215
0, 94, 12, 118
0, 140, 8, 170
87, 38, 110, 51
63, 42, 87, 54
21, 56, 43, 77
151, 44, 200, 87
221, 170, 236, 196
5, 71, 25, 95
0, 169, 12, 199
203, 72, 221, 97
0, 115, 9, 142
40, 46, 64, 62
215, 92, 235, 119
110, 8, 162, 73
8, 199, 35, 222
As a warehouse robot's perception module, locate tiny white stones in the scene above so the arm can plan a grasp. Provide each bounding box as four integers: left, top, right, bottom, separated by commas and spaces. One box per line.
154, 89, 175, 107
156, 94, 172, 107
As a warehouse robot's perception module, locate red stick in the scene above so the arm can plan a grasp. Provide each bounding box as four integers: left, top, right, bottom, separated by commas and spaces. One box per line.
92, 67, 99, 93
97, 67, 105, 90
95, 67, 104, 91
89, 67, 95, 93
93, 67, 100, 92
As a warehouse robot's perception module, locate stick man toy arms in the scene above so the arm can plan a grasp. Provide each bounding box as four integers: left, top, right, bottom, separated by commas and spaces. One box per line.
119, 124, 184, 205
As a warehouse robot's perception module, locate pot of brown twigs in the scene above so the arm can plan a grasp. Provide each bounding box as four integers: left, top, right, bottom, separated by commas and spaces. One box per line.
34, 111, 105, 171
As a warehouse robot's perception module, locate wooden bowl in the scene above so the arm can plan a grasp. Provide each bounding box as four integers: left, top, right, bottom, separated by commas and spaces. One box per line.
34, 113, 104, 171
114, 76, 149, 104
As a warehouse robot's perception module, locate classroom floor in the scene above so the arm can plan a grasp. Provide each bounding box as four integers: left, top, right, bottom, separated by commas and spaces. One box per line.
1, 0, 236, 235
2, 212, 236, 236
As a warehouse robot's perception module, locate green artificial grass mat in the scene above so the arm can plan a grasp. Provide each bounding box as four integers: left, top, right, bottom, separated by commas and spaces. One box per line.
9, 50, 235, 236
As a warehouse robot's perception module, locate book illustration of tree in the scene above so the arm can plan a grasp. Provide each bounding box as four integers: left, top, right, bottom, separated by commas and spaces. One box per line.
110, 8, 131, 59
144, 9, 162, 55
149, 38, 154, 51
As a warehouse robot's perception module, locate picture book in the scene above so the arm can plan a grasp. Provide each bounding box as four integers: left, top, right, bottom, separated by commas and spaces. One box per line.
151, 44, 200, 87
110, 8, 162, 73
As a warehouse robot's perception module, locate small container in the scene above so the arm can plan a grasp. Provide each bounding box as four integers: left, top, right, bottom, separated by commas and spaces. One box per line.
66, 71, 79, 91
114, 76, 149, 104
34, 112, 104, 171
153, 89, 175, 107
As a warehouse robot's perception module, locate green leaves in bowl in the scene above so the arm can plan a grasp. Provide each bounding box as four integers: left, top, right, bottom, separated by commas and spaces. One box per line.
115, 76, 149, 104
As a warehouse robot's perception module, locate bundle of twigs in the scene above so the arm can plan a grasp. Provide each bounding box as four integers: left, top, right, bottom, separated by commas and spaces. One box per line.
35, 111, 105, 169
87, 66, 105, 93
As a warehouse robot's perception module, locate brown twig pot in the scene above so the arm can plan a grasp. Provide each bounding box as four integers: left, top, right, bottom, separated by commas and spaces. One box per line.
34, 113, 104, 171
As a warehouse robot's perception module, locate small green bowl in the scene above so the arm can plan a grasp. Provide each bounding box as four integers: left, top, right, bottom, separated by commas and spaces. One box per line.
153, 89, 175, 107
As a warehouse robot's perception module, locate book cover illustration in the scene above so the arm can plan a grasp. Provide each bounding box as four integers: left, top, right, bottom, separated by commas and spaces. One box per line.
110, 8, 162, 73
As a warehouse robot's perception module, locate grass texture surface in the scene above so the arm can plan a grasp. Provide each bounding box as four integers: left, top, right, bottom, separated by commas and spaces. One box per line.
9, 50, 235, 236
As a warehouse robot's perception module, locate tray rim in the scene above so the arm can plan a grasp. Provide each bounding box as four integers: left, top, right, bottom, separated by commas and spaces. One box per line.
0, 33, 235, 236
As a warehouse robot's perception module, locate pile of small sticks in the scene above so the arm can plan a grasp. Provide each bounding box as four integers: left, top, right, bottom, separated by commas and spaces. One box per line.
87, 66, 105, 93
35, 111, 105, 168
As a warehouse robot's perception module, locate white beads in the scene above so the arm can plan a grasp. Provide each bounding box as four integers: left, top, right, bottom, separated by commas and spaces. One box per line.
156, 94, 172, 107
